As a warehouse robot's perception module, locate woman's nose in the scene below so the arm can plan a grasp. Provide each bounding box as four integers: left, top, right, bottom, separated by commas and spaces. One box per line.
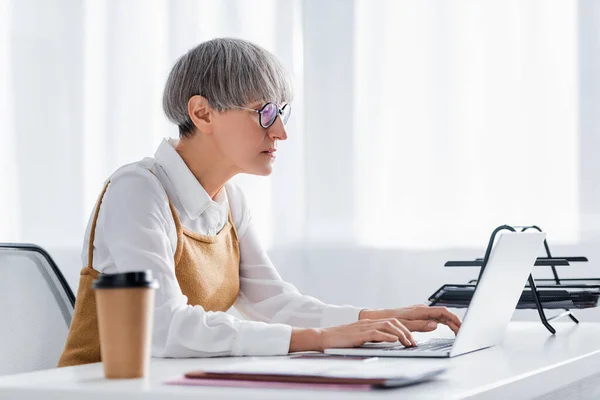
267, 117, 288, 141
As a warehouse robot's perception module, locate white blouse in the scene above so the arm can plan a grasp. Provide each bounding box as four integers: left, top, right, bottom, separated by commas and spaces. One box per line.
83, 138, 361, 358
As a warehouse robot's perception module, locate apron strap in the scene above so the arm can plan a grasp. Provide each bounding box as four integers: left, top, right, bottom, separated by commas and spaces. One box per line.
169, 200, 185, 266
85, 169, 230, 270
86, 181, 111, 270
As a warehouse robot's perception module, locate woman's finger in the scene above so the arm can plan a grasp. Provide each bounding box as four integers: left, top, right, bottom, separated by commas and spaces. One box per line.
363, 330, 398, 344
374, 321, 413, 347
401, 319, 439, 333
434, 307, 462, 327
414, 306, 462, 328
446, 320, 461, 335
386, 319, 417, 346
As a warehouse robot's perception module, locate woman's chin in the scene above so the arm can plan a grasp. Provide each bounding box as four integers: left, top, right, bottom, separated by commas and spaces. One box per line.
256, 166, 274, 176
244, 164, 274, 176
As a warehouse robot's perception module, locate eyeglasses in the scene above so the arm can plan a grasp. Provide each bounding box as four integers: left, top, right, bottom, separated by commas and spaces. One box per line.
234, 102, 291, 129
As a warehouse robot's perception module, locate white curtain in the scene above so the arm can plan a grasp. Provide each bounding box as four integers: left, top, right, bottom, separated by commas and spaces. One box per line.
353, 0, 579, 249
0, 0, 301, 248
0, 0, 592, 255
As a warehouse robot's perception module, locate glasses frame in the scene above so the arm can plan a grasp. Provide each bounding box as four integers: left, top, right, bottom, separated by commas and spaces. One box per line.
235, 102, 291, 129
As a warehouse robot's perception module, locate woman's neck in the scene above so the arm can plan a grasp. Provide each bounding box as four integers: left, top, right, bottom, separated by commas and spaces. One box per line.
174, 136, 237, 199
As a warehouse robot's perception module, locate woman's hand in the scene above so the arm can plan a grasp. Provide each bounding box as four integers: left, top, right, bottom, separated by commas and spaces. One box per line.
359, 304, 462, 335
289, 318, 417, 353
288, 305, 462, 353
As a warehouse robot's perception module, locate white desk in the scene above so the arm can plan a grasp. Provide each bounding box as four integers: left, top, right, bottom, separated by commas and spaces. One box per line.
1, 322, 599, 400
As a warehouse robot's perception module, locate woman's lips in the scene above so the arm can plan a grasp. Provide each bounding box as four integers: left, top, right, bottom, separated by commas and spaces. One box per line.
261, 148, 276, 158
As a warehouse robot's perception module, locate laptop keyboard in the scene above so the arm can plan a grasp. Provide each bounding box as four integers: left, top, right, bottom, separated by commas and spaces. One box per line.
381, 338, 455, 352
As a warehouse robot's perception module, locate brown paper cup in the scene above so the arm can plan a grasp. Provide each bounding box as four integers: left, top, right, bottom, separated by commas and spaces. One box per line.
93, 271, 158, 379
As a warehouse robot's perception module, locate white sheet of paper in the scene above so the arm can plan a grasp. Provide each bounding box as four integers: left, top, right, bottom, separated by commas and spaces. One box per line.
202, 359, 446, 380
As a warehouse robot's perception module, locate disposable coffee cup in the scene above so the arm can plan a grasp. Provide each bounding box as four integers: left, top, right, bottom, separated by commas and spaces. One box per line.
93, 270, 159, 379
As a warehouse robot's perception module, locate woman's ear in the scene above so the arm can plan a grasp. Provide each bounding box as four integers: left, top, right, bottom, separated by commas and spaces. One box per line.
187, 95, 214, 135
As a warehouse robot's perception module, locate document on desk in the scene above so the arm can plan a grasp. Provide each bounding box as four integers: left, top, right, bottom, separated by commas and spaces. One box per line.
184, 359, 446, 388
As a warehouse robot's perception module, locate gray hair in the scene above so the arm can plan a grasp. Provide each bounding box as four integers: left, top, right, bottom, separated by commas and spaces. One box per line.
162, 37, 294, 137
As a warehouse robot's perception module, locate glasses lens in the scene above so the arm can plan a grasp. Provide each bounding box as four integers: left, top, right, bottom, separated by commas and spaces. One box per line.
281, 104, 291, 125
260, 103, 278, 128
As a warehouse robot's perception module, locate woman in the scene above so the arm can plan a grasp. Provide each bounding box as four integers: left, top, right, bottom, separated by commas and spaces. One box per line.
58, 38, 461, 366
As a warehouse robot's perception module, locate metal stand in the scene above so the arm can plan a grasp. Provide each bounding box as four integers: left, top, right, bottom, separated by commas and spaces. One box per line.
468, 225, 578, 335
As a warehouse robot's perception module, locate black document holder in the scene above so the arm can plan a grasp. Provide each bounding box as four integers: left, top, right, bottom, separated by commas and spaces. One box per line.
428, 225, 599, 334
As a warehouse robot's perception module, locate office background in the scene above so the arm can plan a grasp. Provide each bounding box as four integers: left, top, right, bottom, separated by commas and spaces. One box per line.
1, 0, 599, 321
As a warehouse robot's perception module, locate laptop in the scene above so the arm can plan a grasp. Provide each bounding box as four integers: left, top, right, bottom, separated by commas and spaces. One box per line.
324, 231, 546, 358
